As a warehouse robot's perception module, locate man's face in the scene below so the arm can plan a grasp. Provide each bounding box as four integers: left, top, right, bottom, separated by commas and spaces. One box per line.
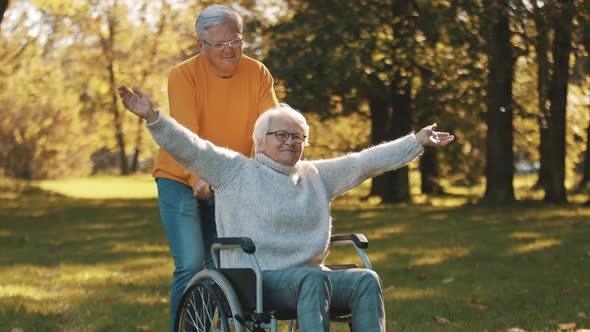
258, 115, 305, 167
198, 23, 243, 78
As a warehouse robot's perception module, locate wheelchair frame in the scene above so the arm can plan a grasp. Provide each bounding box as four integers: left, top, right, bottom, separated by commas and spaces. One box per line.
174, 233, 372, 332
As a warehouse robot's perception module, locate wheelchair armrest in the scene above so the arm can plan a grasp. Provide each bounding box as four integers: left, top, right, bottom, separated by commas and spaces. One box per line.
213, 237, 256, 254
329, 233, 372, 270
211, 237, 264, 314
330, 233, 369, 249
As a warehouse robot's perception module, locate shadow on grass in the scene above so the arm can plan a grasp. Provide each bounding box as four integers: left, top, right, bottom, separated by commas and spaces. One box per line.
0, 189, 164, 267
0, 186, 172, 331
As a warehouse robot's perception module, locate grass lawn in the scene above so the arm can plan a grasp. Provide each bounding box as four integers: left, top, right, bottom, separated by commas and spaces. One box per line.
0, 175, 589, 331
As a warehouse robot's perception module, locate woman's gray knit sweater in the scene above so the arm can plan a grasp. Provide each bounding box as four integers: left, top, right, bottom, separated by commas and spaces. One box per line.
146, 113, 424, 271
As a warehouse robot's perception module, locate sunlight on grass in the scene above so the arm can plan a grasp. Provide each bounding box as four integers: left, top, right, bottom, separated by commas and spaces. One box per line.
356, 211, 386, 219
132, 293, 168, 306
369, 246, 471, 266
111, 243, 169, 254
0, 259, 171, 318
0, 285, 56, 301
510, 232, 543, 239
37, 175, 157, 199
506, 238, 562, 255
58, 259, 171, 285
407, 247, 471, 267
369, 224, 409, 239
384, 287, 444, 300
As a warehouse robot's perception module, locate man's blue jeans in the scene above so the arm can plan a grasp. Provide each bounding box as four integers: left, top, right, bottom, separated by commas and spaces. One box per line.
156, 178, 217, 332
262, 267, 385, 331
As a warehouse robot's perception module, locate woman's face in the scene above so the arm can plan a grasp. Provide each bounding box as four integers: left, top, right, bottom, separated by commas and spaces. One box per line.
198, 23, 243, 78
258, 115, 305, 167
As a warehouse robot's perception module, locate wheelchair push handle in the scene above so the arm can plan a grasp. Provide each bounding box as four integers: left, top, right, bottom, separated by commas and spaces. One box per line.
214, 237, 256, 254
330, 233, 369, 249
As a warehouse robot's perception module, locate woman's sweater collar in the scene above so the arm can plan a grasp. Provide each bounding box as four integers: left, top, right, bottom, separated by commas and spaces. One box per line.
256, 153, 300, 175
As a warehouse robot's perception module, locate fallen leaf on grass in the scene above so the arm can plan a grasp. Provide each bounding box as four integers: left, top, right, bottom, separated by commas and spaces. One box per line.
103, 296, 113, 303
433, 316, 451, 325
136, 325, 151, 331
417, 272, 428, 280
557, 322, 576, 330
468, 298, 489, 311
383, 285, 396, 292
441, 277, 455, 284
562, 288, 572, 295
507, 328, 527, 332
577, 312, 588, 319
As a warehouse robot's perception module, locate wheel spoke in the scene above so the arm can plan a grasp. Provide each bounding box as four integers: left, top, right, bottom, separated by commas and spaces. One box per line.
176, 274, 238, 332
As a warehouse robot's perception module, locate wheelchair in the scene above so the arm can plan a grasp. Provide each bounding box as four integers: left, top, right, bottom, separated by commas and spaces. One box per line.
174, 233, 373, 332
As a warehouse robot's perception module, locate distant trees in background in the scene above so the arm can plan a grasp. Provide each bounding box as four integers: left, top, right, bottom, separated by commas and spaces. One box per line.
264, 0, 588, 204
0, 0, 588, 204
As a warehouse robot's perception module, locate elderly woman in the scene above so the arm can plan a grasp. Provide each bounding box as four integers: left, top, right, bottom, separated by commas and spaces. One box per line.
118, 86, 453, 331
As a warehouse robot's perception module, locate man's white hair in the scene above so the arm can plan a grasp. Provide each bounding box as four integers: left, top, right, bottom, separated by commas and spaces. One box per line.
195, 4, 243, 40
253, 104, 310, 154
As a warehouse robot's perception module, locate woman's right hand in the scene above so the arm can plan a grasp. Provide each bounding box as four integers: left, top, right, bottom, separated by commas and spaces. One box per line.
118, 85, 159, 123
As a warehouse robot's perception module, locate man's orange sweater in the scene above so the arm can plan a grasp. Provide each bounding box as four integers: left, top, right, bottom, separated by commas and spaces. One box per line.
152, 54, 279, 187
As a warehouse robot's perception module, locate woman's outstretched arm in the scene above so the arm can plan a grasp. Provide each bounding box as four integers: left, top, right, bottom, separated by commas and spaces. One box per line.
117, 85, 247, 192
312, 125, 454, 199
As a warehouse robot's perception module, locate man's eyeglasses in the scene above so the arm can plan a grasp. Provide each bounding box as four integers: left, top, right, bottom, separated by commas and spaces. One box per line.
202, 38, 243, 51
266, 130, 306, 144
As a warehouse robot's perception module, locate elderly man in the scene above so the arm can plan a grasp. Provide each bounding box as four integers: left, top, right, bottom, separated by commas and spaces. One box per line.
154, 4, 278, 330
118, 86, 453, 331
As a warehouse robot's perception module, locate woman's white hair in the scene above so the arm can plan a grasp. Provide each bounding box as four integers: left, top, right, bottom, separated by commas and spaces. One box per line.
253, 104, 310, 154
195, 4, 243, 40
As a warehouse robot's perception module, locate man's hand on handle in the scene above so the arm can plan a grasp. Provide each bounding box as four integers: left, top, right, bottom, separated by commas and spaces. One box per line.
193, 178, 214, 199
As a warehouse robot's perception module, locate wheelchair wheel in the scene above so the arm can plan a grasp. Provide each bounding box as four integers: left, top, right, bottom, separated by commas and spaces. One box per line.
175, 269, 246, 332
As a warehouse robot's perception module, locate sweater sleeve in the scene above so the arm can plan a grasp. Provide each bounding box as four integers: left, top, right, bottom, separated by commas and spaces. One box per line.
310, 134, 424, 199
146, 113, 246, 191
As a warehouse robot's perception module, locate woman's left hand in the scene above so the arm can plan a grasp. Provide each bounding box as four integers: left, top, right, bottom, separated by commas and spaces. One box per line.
416, 124, 454, 147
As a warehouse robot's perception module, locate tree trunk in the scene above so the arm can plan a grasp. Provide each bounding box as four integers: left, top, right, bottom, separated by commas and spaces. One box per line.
578, 119, 590, 191
129, 117, 143, 173
385, 79, 413, 203
482, 0, 515, 204
416, 67, 443, 194
101, 0, 129, 175
0, 0, 8, 27
531, 1, 551, 190
543, 0, 574, 203
368, 86, 393, 198
104, 0, 128, 175
108, 60, 129, 175
419, 149, 442, 194
375, 0, 416, 203
129, 0, 169, 173
577, 6, 590, 193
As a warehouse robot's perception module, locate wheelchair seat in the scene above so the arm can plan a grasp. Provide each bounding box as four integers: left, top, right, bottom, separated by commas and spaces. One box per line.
174, 234, 371, 332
